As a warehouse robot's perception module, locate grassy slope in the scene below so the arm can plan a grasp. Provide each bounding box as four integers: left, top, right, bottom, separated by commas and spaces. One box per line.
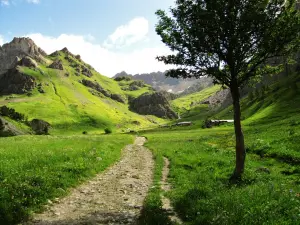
171, 85, 222, 126
0, 51, 162, 135
141, 73, 300, 224
0, 134, 133, 224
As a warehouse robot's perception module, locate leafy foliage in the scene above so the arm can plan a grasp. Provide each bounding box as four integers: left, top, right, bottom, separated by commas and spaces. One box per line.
156, 0, 300, 86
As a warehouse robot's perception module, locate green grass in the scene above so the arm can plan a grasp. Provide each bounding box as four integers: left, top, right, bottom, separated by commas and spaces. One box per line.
172, 85, 221, 114
0, 134, 133, 224
0, 50, 164, 134
140, 73, 300, 224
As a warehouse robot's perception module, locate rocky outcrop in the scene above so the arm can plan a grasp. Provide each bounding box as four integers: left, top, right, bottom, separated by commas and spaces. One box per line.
0, 117, 25, 137
18, 56, 38, 68
0, 68, 36, 95
0, 37, 47, 75
49, 60, 64, 70
30, 119, 50, 135
129, 92, 178, 119
82, 79, 105, 93
111, 93, 126, 103
81, 66, 92, 77
82, 79, 126, 103
200, 89, 232, 108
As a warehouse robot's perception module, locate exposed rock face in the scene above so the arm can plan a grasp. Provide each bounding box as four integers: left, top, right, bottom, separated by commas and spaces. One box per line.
49, 60, 64, 70
0, 117, 25, 137
129, 92, 178, 119
0, 68, 36, 95
30, 119, 50, 135
201, 89, 232, 108
82, 79, 126, 103
18, 56, 38, 68
111, 93, 126, 103
81, 66, 92, 77
82, 79, 105, 93
0, 37, 47, 75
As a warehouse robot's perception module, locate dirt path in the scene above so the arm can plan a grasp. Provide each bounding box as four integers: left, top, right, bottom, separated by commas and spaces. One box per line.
161, 157, 183, 225
27, 137, 154, 225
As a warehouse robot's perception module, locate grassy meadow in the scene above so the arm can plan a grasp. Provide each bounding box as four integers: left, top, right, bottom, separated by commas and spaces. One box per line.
140, 74, 300, 224
0, 50, 162, 135
0, 134, 133, 224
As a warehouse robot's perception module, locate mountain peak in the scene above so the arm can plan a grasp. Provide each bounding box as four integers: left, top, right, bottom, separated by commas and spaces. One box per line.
0, 37, 47, 75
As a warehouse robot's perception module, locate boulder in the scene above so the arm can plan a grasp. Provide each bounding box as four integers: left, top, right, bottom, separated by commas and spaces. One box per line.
129, 92, 178, 119
0, 117, 25, 137
81, 66, 92, 77
18, 56, 38, 68
130, 80, 145, 88
111, 93, 126, 103
75, 55, 81, 61
82, 79, 111, 97
49, 60, 64, 70
0, 68, 36, 95
30, 119, 50, 135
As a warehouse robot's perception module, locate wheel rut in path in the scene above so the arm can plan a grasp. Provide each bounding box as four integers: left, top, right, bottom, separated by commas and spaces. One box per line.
27, 137, 154, 225
161, 157, 183, 225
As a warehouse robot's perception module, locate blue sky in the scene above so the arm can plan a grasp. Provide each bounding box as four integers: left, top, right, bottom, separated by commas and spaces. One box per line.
0, 0, 174, 76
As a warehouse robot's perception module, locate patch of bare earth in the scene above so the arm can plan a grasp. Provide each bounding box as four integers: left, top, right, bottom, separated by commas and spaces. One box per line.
161, 157, 183, 224
26, 137, 154, 225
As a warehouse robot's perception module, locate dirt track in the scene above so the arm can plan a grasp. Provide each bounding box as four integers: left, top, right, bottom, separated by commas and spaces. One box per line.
27, 137, 154, 225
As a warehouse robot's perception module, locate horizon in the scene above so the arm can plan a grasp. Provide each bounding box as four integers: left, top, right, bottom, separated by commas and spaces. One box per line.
0, 0, 174, 77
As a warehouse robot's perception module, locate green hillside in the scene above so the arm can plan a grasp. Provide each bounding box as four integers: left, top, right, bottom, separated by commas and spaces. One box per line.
0, 50, 163, 135
140, 72, 300, 224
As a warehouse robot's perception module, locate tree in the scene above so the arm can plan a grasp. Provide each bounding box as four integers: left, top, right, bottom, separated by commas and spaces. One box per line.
156, 0, 300, 179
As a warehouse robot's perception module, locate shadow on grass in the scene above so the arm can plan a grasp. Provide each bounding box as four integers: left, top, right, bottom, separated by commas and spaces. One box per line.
137, 204, 174, 225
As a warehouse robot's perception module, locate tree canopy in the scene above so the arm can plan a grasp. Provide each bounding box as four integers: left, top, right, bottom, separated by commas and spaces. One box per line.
156, 0, 300, 86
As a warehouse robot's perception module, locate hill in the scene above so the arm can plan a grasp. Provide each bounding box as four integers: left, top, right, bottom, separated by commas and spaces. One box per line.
0, 38, 166, 135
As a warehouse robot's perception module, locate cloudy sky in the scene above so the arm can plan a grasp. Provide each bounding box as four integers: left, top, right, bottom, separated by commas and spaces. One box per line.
0, 0, 174, 77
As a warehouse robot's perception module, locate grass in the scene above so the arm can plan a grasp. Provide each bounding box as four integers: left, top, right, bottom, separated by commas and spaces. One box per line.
0, 51, 162, 135
0, 134, 133, 224
172, 85, 221, 114
140, 73, 300, 224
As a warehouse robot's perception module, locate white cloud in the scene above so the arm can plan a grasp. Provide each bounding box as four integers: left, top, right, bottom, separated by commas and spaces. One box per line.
104, 17, 149, 48
26, 0, 40, 4
1, 0, 40, 6
1, 0, 9, 6
26, 33, 172, 77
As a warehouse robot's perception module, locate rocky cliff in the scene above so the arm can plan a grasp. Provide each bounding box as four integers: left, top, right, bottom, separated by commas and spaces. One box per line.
0, 37, 47, 75
129, 91, 178, 119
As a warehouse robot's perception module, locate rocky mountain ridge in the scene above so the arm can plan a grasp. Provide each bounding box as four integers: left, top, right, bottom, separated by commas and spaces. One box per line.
0, 37, 47, 75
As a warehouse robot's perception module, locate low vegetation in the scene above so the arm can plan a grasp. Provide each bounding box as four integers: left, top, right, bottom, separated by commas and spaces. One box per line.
140, 71, 300, 224
0, 134, 133, 224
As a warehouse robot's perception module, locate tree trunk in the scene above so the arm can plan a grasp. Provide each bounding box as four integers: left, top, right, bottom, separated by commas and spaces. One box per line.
230, 82, 246, 180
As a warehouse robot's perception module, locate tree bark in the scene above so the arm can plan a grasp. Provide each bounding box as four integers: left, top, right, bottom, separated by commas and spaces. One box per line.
230, 82, 246, 180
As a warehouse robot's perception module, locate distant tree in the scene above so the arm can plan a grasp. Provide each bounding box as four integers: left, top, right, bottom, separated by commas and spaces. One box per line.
156, 0, 300, 179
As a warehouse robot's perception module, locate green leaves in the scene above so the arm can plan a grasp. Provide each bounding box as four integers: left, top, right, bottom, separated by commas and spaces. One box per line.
156, 0, 300, 87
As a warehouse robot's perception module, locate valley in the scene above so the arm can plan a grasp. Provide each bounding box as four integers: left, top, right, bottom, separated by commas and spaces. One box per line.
0, 1, 300, 224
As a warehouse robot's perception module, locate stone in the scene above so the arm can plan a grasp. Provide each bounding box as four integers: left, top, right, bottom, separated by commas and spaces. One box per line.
81, 66, 92, 77
0, 37, 47, 75
0, 68, 36, 95
48, 60, 64, 70
18, 56, 38, 68
129, 91, 178, 119
30, 119, 51, 135
111, 93, 126, 103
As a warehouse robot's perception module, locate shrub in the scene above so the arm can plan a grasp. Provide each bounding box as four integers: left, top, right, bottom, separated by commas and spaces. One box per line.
104, 127, 112, 134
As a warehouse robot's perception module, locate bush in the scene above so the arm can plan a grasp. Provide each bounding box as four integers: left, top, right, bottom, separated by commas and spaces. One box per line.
104, 127, 112, 134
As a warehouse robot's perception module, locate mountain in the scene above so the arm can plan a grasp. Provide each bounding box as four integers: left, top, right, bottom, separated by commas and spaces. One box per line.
0, 37, 173, 135
114, 71, 197, 93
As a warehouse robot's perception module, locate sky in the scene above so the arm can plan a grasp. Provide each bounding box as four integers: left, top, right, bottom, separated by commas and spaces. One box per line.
0, 0, 174, 77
